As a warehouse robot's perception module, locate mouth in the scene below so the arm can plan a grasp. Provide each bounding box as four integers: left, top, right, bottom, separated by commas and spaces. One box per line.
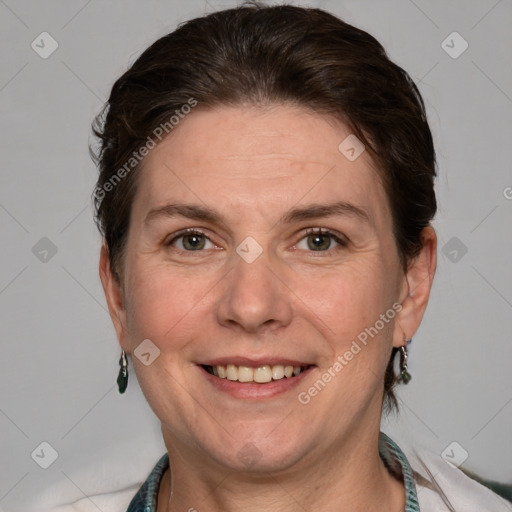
198, 358, 316, 399
201, 363, 311, 383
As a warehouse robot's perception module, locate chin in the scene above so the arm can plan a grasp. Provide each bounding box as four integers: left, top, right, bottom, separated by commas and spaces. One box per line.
198, 422, 315, 473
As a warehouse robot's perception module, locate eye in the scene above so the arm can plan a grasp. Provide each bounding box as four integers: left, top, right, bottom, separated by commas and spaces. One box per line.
168, 229, 215, 251
296, 229, 346, 252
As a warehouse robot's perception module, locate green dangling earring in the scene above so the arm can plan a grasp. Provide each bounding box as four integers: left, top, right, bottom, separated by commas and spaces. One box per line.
399, 342, 412, 384
117, 350, 129, 394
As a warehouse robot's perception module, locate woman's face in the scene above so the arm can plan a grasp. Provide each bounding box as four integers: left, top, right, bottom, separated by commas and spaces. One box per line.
102, 105, 435, 472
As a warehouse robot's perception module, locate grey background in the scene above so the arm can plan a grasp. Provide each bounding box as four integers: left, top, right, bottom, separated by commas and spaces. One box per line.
1, 0, 511, 510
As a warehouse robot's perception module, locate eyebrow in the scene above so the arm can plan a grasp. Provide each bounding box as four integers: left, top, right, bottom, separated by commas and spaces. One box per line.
281, 201, 371, 225
144, 200, 370, 226
145, 203, 222, 225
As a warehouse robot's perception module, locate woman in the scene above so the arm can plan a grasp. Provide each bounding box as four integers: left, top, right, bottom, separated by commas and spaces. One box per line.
91, 4, 511, 511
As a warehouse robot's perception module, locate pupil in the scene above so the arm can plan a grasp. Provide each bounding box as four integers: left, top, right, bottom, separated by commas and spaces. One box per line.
184, 234, 205, 250
308, 234, 330, 251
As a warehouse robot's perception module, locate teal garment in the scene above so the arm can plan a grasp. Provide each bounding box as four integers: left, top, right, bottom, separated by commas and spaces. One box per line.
126, 432, 420, 512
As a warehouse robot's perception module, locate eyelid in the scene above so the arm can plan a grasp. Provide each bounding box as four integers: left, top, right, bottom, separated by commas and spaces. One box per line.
164, 227, 347, 251
165, 227, 214, 247
302, 227, 348, 243
294, 227, 348, 251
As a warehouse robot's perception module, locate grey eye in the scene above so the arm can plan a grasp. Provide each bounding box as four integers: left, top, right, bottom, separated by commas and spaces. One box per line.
306, 233, 332, 251
171, 232, 214, 251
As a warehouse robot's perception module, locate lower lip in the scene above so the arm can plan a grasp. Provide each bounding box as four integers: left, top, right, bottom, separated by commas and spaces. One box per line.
200, 366, 314, 399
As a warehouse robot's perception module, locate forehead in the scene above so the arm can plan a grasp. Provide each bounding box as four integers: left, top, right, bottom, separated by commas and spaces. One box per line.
133, 105, 391, 229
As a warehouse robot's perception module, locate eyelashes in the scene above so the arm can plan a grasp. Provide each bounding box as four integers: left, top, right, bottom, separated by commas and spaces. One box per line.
298, 228, 347, 252
165, 228, 216, 251
165, 227, 348, 253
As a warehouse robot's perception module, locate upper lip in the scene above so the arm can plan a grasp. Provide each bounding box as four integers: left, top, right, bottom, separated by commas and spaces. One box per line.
200, 357, 313, 367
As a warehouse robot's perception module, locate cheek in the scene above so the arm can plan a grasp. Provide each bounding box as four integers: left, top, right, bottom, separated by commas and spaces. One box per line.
123, 262, 210, 346
296, 262, 391, 333
290, 258, 398, 383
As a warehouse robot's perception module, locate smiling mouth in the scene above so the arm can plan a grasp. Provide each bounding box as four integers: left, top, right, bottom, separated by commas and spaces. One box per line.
202, 364, 311, 383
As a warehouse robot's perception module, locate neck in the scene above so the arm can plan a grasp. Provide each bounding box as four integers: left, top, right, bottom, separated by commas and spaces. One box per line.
157, 430, 405, 512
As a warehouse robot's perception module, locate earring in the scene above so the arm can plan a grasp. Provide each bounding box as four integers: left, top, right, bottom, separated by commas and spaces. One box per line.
398, 341, 412, 384
117, 350, 128, 394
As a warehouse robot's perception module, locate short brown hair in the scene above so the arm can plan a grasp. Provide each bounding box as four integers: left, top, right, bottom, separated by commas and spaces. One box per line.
91, 3, 437, 412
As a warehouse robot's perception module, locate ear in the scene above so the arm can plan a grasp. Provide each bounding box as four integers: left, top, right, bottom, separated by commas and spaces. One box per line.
99, 244, 130, 353
393, 226, 437, 347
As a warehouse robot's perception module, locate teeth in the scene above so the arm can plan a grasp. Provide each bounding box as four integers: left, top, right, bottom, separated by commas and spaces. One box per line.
206, 364, 307, 383
272, 365, 284, 380
238, 366, 254, 382
254, 365, 272, 383
226, 364, 238, 381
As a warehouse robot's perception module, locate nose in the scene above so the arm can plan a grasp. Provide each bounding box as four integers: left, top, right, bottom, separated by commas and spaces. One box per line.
216, 251, 293, 334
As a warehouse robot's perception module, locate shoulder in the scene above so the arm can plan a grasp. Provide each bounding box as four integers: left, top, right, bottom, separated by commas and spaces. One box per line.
34, 452, 169, 512
409, 449, 512, 511
40, 485, 139, 512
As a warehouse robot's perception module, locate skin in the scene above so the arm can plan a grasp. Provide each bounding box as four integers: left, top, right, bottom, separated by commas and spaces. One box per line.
100, 105, 437, 512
